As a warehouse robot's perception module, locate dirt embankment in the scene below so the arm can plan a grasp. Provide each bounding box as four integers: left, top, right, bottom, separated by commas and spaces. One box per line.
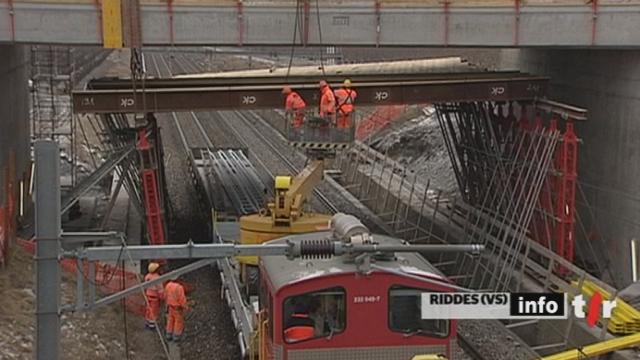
370, 106, 457, 194
0, 245, 166, 360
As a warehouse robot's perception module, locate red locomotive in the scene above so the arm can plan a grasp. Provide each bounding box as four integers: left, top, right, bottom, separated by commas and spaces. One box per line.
256, 230, 460, 360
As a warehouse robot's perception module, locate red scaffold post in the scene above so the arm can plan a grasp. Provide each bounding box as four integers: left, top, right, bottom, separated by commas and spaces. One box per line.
137, 129, 167, 247
554, 121, 578, 273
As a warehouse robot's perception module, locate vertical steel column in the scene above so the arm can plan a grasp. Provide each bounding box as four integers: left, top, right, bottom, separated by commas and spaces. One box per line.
35, 140, 61, 360
555, 121, 578, 271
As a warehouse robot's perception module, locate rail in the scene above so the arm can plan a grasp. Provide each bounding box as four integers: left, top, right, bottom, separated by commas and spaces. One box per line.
225, 110, 340, 214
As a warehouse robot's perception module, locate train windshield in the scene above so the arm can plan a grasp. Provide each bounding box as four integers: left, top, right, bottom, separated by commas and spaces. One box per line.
283, 287, 346, 343
388, 286, 449, 338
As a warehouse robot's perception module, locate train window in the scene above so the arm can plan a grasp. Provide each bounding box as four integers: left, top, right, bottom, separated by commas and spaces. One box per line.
282, 287, 346, 343
388, 286, 449, 338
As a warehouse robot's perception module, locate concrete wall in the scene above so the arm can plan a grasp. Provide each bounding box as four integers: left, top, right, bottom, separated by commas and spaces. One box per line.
518, 49, 640, 287
0, 44, 30, 206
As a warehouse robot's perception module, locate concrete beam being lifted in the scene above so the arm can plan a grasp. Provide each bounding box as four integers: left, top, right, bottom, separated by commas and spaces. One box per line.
1, 1, 640, 47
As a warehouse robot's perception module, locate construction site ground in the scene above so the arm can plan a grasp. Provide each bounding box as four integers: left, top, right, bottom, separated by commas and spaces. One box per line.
368, 106, 458, 194
0, 244, 166, 360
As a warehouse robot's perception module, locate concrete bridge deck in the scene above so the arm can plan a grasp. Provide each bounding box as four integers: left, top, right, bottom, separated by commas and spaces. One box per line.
1, 0, 639, 47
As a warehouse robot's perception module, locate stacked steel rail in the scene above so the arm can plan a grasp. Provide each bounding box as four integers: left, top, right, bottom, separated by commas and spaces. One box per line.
210, 149, 265, 216
149, 53, 267, 219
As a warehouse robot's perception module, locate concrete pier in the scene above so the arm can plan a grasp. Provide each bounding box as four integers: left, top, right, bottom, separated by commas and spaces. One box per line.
519, 49, 640, 287
0, 44, 30, 258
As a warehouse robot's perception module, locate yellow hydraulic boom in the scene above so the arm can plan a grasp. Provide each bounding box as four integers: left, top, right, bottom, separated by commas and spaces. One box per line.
270, 159, 325, 226
238, 159, 331, 266
541, 332, 640, 360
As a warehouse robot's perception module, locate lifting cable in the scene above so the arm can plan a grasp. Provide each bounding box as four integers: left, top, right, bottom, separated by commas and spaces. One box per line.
315, 0, 326, 77
130, 48, 148, 119
286, 0, 302, 80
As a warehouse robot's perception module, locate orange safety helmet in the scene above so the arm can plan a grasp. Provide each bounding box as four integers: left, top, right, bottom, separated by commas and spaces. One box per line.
319, 80, 328, 89
282, 85, 292, 95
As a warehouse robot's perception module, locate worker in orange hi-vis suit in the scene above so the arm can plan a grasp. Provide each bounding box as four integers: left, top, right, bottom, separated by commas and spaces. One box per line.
334, 79, 357, 129
144, 262, 164, 330
164, 276, 189, 342
318, 80, 336, 121
282, 85, 307, 129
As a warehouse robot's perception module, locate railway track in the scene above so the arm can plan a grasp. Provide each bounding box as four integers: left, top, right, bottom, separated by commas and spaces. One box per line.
146, 51, 245, 359
157, 53, 267, 216
151, 53, 210, 150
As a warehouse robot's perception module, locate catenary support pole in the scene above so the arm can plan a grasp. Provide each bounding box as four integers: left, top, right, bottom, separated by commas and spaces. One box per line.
35, 140, 61, 360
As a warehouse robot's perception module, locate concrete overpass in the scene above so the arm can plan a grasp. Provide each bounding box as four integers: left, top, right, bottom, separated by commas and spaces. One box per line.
1, 0, 640, 47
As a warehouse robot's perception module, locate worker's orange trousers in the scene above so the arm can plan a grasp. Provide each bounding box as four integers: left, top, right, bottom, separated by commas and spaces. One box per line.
337, 113, 352, 129
166, 306, 185, 336
145, 296, 161, 324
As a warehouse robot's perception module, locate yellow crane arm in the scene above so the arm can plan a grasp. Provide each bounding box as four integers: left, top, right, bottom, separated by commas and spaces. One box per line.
541, 332, 640, 360
270, 160, 324, 225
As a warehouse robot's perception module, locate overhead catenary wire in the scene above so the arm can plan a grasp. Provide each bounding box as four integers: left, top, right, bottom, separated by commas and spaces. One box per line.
315, 0, 326, 77
75, 244, 125, 287
286, 0, 301, 80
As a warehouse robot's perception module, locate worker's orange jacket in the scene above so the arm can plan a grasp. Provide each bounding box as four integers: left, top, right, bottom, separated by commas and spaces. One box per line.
285, 92, 306, 112
144, 272, 164, 300
335, 88, 357, 114
164, 281, 188, 309
319, 86, 336, 116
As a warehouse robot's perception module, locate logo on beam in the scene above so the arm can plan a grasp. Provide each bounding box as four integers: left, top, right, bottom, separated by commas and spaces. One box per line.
374, 91, 390, 102
526, 83, 542, 93
490, 86, 506, 96
81, 96, 95, 107
242, 95, 257, 105
119, 96, 135, 108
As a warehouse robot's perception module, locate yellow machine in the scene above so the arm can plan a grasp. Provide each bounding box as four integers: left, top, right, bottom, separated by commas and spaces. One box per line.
237, 159, 331, 274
